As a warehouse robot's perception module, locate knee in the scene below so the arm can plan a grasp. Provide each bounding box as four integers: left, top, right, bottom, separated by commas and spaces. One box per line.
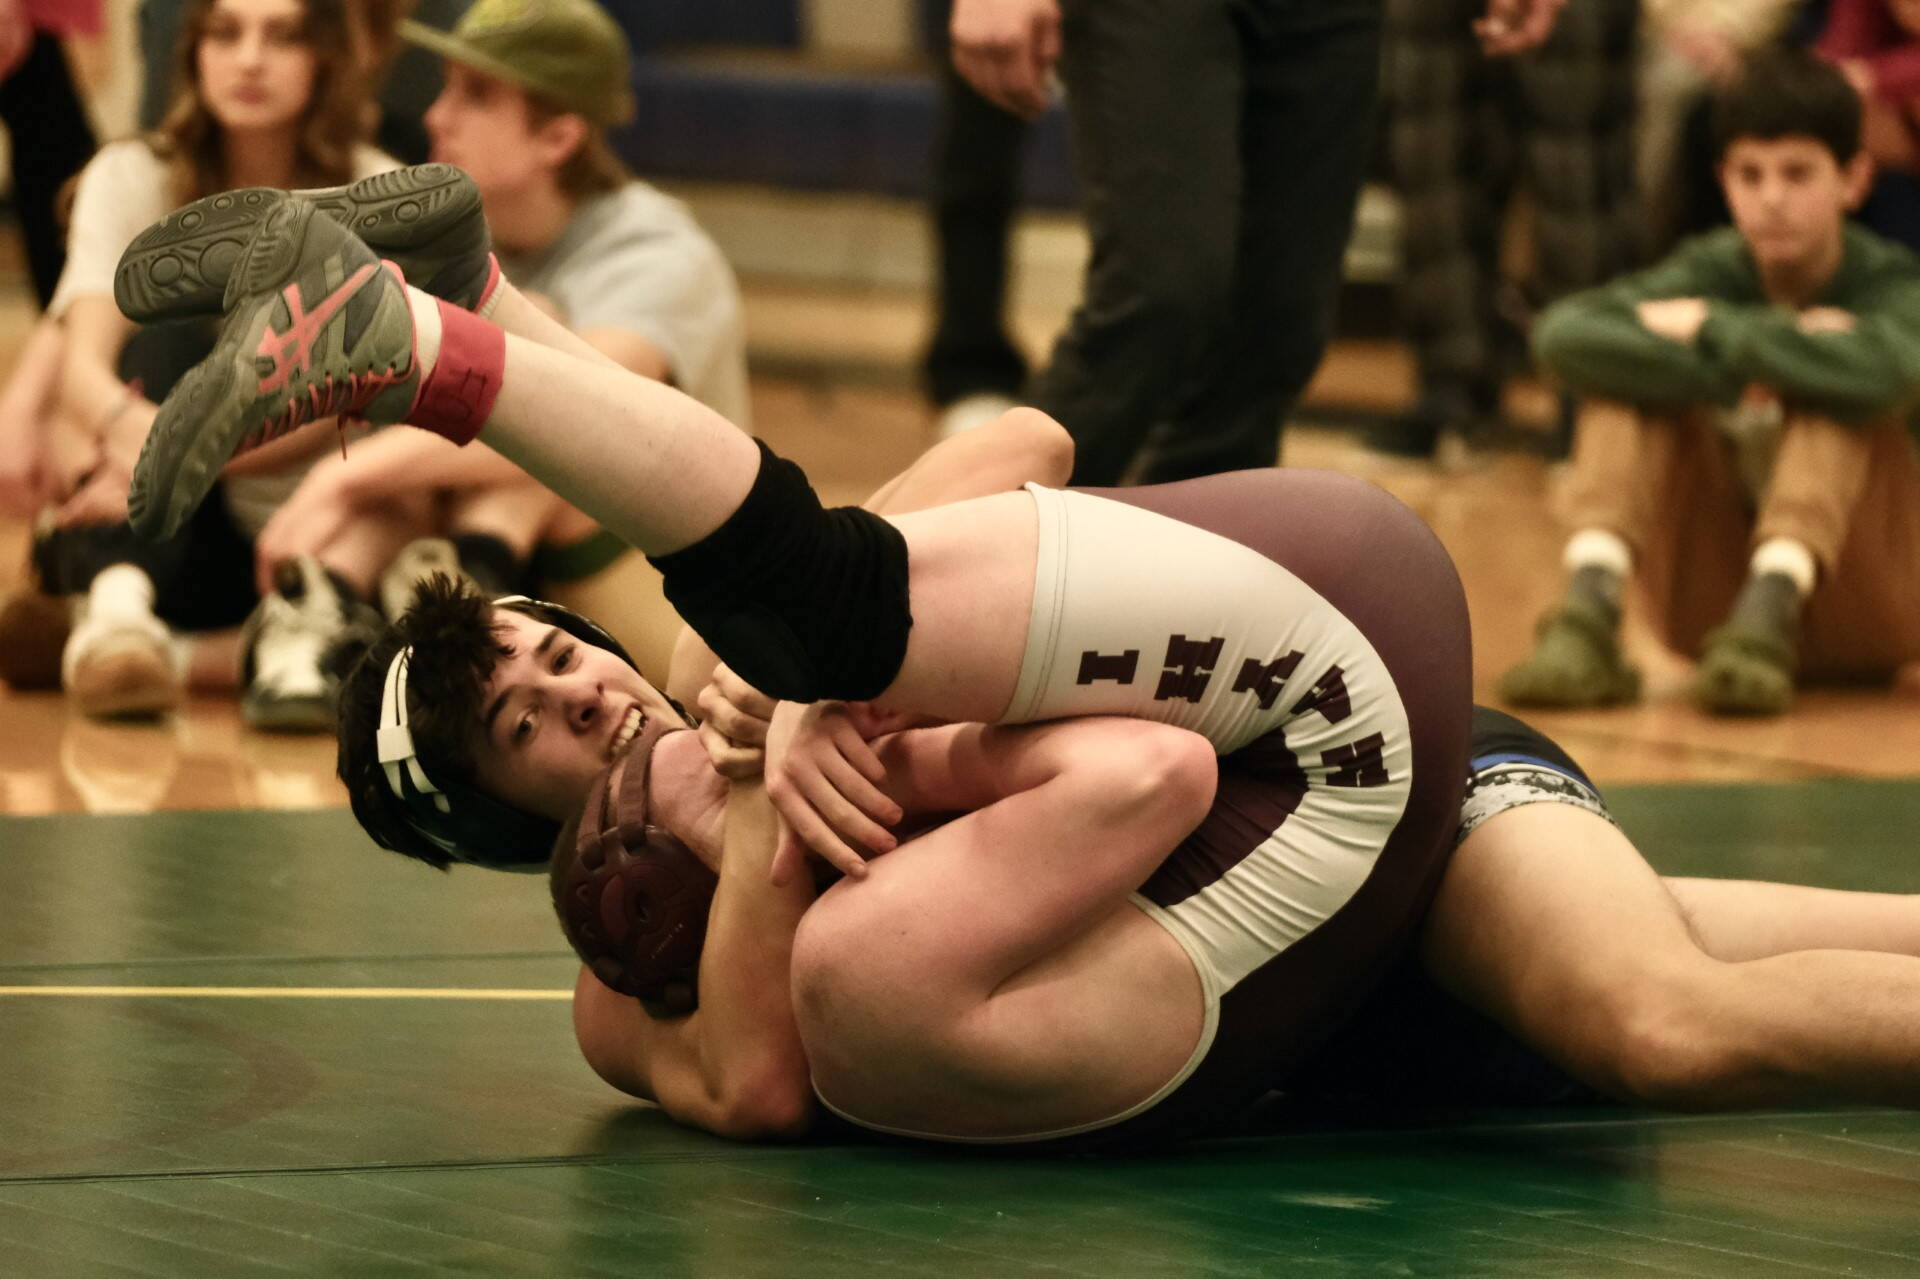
1092, 722, 1218, 831
1086, 256, 1233, 353
983, 408, 1075, 487
790, 897, 910, 1041
1588, 974, 1759, 1109
790, 905, 859, 1034
791, 898, 951, 1080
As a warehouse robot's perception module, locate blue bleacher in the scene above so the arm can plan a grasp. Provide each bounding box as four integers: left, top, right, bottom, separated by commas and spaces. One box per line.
597, 0, 1077, 208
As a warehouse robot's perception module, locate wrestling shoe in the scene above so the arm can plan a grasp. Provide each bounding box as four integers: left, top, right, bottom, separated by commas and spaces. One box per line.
127, 199, 423, 542
114, 163, 494, 322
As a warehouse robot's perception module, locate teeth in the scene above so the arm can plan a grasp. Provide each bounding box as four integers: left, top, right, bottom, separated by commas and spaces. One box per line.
609, 707, 643, 760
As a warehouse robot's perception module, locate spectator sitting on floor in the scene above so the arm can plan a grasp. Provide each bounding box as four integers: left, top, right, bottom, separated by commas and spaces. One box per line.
252, 0, 746, 671
0, 0, 414, 727
1500, 46, 1920, 717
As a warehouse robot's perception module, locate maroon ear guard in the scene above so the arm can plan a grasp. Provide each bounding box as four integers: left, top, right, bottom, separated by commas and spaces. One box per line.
549, 720, 718, 1019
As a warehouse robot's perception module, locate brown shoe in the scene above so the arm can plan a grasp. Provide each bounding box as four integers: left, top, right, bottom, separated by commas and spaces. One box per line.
0, 586, 73, 691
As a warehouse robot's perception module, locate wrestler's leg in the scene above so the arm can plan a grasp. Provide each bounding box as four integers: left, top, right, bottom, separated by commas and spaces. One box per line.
790, 717, 1216, 1137
405, 289, 1039, 718
1425, 802, 1920, 1108
480, 280, 626, 370
404, 290, 759, 556
1663, 878, 1920, 961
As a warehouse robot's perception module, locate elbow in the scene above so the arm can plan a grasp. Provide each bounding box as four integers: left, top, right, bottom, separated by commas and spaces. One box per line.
1529, 303, 1584, 381
709, 1073, 816, 1141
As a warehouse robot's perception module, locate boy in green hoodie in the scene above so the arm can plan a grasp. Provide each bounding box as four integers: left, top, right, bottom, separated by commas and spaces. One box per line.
1502, 46, 1920, 715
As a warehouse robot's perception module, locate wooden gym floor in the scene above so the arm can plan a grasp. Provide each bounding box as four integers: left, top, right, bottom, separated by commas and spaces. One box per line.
3, 286, 1919, 1271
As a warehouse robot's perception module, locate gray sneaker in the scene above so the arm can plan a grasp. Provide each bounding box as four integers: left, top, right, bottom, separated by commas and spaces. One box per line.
127, 199, 422, 542
115, 163, 494, 323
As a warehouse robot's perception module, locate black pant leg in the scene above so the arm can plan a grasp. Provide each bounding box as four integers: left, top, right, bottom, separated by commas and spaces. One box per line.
0, 35, 97, 308
1140, 0, 1384, 483
923, 36, 1033, 406
1039, 0, 1247, 486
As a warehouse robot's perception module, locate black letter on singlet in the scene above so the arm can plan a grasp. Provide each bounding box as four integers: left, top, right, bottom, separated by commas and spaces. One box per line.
1156, 635, 1224, 703
1291, 664, 1353, 724
1232, 650, 1305, 710
1077, 650, 1140, 686
1323, 732, 1389, 788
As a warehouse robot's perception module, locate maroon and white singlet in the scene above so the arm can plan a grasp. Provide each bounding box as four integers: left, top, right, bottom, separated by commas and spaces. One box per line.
822, 468, 1473, 1147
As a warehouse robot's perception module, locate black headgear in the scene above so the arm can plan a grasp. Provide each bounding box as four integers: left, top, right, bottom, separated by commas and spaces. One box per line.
373, 595, 683, 871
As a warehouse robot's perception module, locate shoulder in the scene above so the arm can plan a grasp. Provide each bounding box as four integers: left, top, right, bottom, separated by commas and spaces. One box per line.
79, 138, 170, 190
65, 140, 173, 236
567, 183, 721, 256
350, 146, 403, 180
1637, 227, 1753, 295
1666, 226, 1749, 271
1842, 222, 1920, 277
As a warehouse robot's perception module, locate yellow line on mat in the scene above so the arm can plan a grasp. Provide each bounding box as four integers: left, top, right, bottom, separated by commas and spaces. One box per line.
0, 986, 572, 1000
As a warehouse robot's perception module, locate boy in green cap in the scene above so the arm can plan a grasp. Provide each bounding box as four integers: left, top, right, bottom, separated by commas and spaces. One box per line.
255, 0, 745, 648
1503, 46, 1920, 716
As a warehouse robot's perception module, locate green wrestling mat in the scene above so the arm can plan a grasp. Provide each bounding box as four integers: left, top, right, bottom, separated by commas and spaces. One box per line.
2, 784, 1916, 1276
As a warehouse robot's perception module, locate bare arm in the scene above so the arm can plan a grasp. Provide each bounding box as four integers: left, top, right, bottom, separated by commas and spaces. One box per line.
59, 296, 156, 452
579, 326, 672, 383
0, 316, 70, 515
571, 777, 816, 1139
869, 717, 1217, 834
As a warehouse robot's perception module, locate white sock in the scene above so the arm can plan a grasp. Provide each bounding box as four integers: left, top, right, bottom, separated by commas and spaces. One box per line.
404, 284, 444, 375
1751, 537, 1817, 597
1563, 528, 1632, 578
87, 563, 157, 619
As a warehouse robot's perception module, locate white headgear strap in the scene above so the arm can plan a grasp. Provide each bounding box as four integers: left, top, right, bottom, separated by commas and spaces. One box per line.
376, 646, 452, 814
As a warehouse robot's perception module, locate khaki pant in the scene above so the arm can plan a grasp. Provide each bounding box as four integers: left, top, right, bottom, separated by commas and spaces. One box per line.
1561, 400, 1920, 679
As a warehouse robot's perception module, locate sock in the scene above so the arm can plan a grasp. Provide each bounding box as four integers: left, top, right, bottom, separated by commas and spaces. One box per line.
474, 255, 504, 319
1726, 570, 1803, 641
1750, 536, 1817, 598
405, 295, 504, 445
1563, 528, 1632, 578
86, 563, 157, 619
1560, 529, 1630, 629
452, 532, 527, 597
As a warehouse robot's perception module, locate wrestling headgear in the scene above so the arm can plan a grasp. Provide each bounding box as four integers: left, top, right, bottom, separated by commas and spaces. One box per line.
371, 593, 668, 871
549, 716, 716, 1018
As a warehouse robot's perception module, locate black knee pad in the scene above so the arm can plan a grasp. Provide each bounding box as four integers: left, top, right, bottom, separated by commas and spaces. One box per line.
648, 441, 912, 702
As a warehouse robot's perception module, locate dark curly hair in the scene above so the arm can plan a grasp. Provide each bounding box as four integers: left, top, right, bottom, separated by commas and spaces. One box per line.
335, 575, 528, 869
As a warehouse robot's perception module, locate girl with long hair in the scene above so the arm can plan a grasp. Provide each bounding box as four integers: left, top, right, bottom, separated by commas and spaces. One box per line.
9, 0, 419, 725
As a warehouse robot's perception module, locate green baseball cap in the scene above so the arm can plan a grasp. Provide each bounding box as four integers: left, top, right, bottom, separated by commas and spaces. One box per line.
402, 0, 635, 126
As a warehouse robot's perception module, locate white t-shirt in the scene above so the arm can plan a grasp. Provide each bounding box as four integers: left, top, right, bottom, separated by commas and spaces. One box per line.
497, 182, 751, 429
51, 139, 398, 534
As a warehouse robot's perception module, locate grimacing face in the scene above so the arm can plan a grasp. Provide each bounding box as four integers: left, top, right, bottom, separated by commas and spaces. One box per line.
1718, 136, 1867, 274
197, 0, 318, 134
468, 609, 683, 823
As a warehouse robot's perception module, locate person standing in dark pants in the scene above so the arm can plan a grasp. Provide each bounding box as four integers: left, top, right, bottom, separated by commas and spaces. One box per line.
0, 0, 99, 309
950, 0, 1567, 486
920, 0, 1033, 438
